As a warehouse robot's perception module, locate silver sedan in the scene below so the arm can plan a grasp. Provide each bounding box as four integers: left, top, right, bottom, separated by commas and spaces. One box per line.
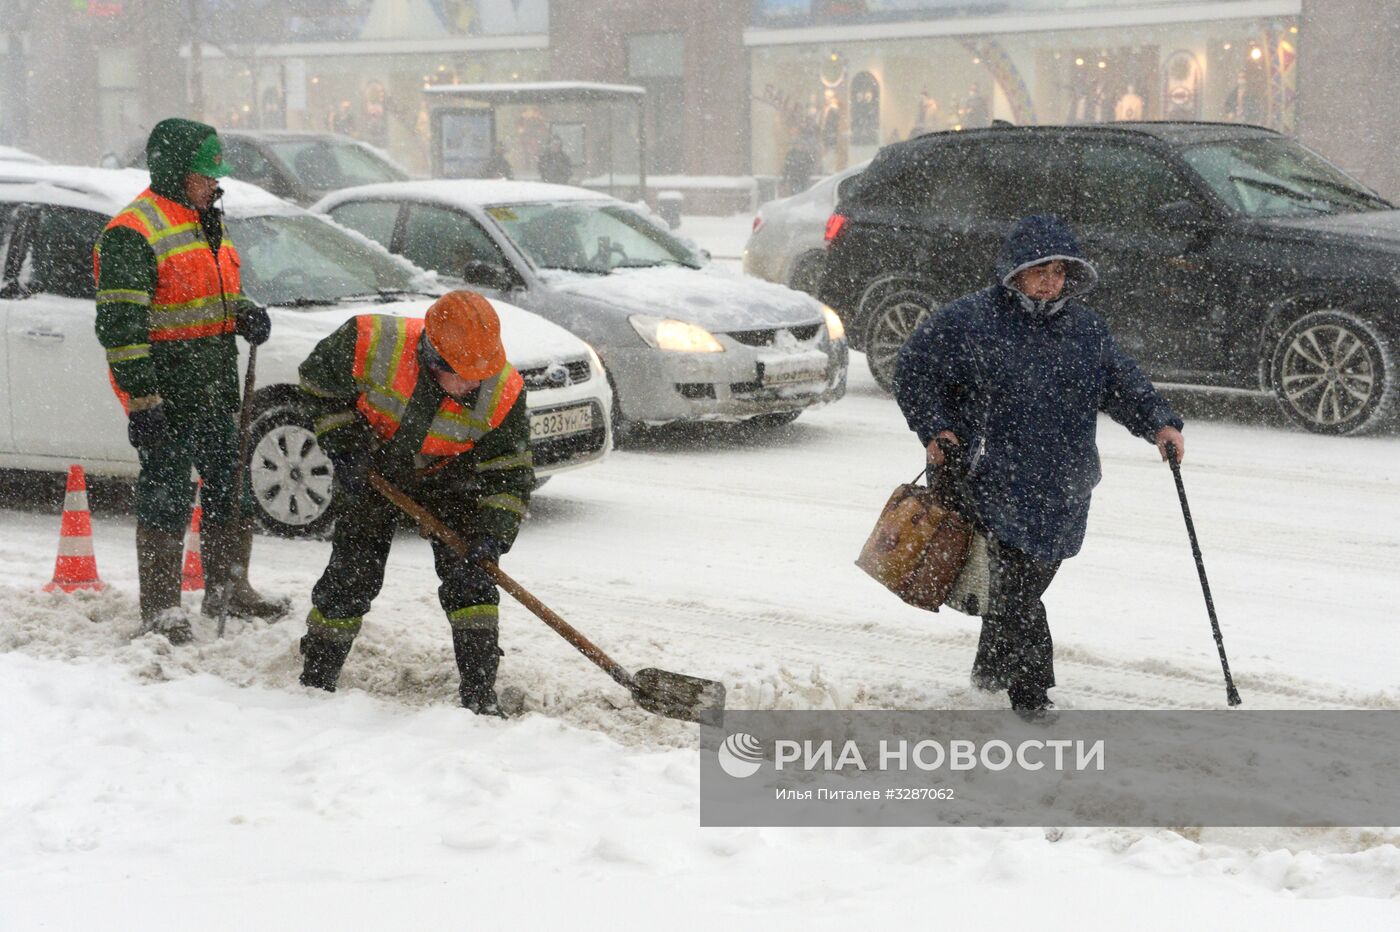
313, 181, 848, 433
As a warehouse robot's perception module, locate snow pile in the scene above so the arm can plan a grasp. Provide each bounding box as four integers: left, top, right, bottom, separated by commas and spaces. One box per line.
4, 634, 1400, 929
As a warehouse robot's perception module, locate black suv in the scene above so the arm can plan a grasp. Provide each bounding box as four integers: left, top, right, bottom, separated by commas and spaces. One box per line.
819, 122, 1400, 435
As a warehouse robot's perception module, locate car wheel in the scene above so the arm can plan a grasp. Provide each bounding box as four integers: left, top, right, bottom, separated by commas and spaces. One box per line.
862, 289, 936, 394
246, 402, 337, 538
1269, 309, 1397, 435
604, 370, 638, 448
788, 252, 825, 296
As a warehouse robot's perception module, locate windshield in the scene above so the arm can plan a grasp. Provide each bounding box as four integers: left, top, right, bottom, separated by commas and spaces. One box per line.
484, 201, 701, 273
1182, 137, 1391, 218
265, 139, 407, 191
228, 213, 429, 307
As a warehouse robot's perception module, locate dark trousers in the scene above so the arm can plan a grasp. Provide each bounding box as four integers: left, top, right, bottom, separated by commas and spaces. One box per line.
135, 410, 248, 534
973, 539, 1061, 696
309, 487, 497, 637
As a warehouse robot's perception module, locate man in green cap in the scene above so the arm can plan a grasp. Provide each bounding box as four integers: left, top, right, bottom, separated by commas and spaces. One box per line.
94, 118, 288, 643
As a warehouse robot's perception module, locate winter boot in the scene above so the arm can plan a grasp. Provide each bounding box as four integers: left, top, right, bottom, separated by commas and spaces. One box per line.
201, 520, 291, 622
299, 630, 354, 692
136, 524, 194, 644
452, 627, 505, 717
1009, 682, 1056, 724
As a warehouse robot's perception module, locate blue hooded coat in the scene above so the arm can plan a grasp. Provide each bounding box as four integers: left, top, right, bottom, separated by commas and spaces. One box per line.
893, 215, 1182, 562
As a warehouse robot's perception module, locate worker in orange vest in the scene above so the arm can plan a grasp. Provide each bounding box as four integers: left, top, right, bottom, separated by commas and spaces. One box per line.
95, 118, 288, 643
295, 292, 534, 715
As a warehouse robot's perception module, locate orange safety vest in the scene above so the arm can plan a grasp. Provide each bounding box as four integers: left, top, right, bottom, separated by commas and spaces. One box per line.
93, 187, 241, 343
351, 314, 523, 458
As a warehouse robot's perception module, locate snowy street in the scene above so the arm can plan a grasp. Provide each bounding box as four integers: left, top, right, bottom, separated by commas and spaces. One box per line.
4, 203, 1400, 925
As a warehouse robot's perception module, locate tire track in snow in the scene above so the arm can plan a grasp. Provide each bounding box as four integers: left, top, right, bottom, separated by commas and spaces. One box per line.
533, 577, 1398, 712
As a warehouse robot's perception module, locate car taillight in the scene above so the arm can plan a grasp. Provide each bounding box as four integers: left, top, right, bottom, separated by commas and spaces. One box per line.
824, 213, 847, 244
752, 214, 764, 233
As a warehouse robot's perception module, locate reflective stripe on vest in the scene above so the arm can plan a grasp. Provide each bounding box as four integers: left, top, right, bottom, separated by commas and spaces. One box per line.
94, 188, 241, 342
350, 314, 523, 457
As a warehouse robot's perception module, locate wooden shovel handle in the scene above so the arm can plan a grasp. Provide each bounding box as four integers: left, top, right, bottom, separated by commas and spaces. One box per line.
368, 472, 637, 692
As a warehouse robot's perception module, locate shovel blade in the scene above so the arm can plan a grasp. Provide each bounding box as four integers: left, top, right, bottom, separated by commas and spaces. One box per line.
631, 668, 727, 725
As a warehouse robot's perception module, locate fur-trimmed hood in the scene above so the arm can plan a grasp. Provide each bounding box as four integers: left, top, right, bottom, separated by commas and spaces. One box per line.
994, 214, 1099, 317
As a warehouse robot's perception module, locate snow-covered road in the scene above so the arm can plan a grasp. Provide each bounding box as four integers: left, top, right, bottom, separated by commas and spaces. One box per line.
4, 215, 1399, 927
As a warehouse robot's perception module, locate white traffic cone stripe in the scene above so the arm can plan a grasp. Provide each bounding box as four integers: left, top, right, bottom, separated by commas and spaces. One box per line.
64, 490, 89, 512
57, 535, 95, 557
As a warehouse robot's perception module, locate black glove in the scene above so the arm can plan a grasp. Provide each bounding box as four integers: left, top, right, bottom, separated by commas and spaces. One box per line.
466, 535, 502, 567
236, 302, 271, 346
328, 446, 370, 495
127, 403, 168, 450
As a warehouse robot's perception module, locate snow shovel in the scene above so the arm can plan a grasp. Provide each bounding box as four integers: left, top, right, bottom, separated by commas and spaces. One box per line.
1166, 442, 1241, 707
368, 473, 727, 724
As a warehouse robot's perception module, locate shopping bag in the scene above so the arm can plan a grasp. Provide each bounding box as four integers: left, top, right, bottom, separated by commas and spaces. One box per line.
944, 530, 990, 616
855, 467, 972, 612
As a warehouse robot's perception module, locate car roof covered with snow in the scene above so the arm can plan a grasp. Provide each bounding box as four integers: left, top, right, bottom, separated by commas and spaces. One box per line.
0, 164, 597, 372
312, 179, 612, 215
0, 163, 295, 216
0, 145, 47, 165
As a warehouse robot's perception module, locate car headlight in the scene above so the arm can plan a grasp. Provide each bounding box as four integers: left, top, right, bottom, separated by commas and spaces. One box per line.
821, 304, 846, 343
628, 315, 724, 353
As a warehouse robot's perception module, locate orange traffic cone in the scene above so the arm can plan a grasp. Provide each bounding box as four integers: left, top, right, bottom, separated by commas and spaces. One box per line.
43, 465, 106, 593
182, 481, 204, 592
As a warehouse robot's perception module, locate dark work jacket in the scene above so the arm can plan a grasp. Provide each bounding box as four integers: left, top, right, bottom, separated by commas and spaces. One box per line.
893, 215, 1182, 562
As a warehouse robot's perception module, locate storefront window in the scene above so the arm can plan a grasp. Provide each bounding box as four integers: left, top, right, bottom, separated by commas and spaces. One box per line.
201, 49, 548, 174
749, 16, 1300, 176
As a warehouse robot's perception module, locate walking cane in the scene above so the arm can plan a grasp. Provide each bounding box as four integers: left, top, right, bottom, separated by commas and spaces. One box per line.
217, 343, 258, 639
1166, 442, 1241, 706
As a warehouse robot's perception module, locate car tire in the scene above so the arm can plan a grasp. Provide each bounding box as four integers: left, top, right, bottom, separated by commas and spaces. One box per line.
604, 370, 639, 448
787, 252, 826, 296
862, 288, 937, 394
1269, 309, 1398, 435
246, 401, 338, 538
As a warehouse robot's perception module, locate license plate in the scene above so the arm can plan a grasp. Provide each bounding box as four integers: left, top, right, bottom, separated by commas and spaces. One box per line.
758, 352, 829, 386
530, 404, 594, 440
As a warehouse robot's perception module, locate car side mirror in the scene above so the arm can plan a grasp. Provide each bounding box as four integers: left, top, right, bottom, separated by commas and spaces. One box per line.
1156, 199, 1208, 231
462, 259, 517, 292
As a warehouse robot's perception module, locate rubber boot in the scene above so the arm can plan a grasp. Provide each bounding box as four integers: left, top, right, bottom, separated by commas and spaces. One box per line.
299, 631, 354, 692
136, 524, 194, 645
452, 627, 505, 717
201, 520, 291, 622
1009, 682, 1056, 723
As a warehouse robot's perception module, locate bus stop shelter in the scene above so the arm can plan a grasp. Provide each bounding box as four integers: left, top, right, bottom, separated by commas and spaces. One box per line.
424, 82, 647, 197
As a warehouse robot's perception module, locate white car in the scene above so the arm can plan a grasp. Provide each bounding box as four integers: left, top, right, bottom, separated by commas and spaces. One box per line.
0, 146, 47, 166
0, 165, 611, 537
743, 162, 867, 295
313, 180, 847, 435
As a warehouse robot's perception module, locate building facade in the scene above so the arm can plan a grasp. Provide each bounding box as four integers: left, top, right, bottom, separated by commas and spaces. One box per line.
2, 0, 1397, 202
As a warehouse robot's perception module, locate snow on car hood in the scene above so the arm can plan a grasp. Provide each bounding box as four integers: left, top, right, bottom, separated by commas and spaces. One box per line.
546, 265, 822, 332
252, 298, 593, 390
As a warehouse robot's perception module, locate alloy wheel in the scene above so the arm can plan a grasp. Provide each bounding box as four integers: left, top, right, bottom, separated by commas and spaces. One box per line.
864, 291, 934, 393
1276, 321, 1380, 430
249, 423, 335, 529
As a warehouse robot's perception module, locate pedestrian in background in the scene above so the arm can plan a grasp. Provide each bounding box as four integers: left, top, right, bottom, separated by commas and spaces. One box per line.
95, 118, 288, 643
484, 142, 513, 180
537, 136, 573, 185
893, 215, 1185, 718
